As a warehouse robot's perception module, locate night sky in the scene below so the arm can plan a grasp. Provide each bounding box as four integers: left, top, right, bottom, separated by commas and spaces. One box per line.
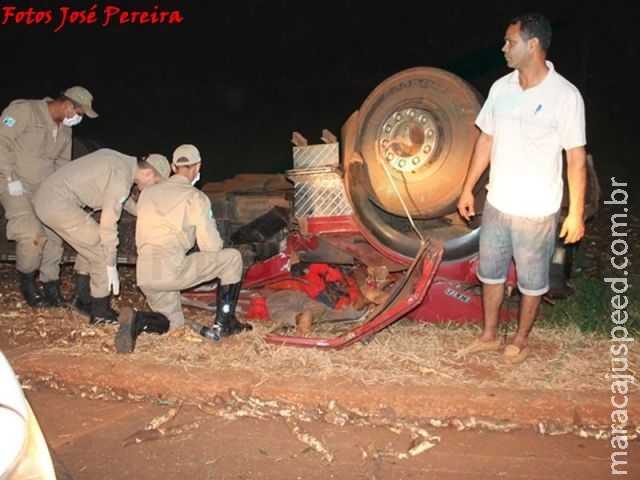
1, 0, 638, 184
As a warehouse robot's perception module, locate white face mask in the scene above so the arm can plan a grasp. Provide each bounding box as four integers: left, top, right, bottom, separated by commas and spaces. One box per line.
62, 113, 82, 127
191, 172, 201, 186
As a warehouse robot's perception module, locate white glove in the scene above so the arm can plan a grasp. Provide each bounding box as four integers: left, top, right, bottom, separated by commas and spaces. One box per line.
7, 179, 24, 196
106, 265, 120, 295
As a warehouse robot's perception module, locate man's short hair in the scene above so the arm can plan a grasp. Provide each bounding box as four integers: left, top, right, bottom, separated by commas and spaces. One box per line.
511, 13, 552, 52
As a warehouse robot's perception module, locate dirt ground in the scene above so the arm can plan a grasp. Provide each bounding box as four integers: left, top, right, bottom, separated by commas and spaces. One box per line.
24, 387, 636, 480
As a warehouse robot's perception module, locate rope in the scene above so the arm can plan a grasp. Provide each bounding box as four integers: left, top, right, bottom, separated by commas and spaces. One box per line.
379, 159, 425, 243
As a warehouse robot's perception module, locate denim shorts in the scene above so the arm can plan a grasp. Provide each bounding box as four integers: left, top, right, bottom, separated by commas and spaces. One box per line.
478, 201, 559, 296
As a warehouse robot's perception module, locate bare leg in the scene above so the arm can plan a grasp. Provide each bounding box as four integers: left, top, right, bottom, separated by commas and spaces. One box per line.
510, 293, 541, 349
479, 282, 504, 342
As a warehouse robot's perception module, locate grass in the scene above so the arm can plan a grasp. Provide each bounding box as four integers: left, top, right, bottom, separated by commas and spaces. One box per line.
540, 276, 639, 334
2, 261, 637, 394
8, 313, 634, 393
538, 215, 639, 335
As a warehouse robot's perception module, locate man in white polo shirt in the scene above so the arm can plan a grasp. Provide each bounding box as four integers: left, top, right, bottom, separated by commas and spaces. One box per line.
457, 13, 587, 363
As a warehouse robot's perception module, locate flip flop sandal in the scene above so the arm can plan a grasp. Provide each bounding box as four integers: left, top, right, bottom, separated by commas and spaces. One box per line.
458, 338, 502, 355
501, 345, 530, 364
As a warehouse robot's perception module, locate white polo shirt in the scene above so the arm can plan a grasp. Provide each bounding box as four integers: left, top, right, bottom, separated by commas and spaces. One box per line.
476, 61, 586, 217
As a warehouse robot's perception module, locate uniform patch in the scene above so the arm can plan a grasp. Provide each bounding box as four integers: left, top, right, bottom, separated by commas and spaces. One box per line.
119, 196, 128, 205
208, 210, 213, 219
2, 116, 16, 127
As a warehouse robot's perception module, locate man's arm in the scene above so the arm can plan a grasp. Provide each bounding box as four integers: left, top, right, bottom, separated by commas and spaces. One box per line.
99, 184, 130, 267
193, 193, 224, 253
122, 196, 137, 217
456, 132, 492, 220
558, 146, 587, 244
0, 102, 30, 181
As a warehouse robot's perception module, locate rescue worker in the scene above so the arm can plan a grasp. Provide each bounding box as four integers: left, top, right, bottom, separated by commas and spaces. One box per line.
115, 144, 251, 354
33, 148, 171, 324
0, 86, 98, 307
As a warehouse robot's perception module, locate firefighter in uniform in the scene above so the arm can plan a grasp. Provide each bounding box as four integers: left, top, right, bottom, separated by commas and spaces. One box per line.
33, 148, 171, 324
115, 144, 251, 353
0, 86, 98, 307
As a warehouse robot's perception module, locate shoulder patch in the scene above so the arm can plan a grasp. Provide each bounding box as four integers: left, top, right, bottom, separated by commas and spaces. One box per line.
119, 196, 128, 205
208, 209, 214, 220
2, 116, 16, 127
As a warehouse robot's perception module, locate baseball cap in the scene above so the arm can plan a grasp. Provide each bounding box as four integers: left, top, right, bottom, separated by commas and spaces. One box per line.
172, 144, 201, 166
64, 86, 98, 118
145, 154, 171, 180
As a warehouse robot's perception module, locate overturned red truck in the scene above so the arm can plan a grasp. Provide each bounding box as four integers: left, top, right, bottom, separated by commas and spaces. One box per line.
182, 67, 600, 348
0, 68, 599, 349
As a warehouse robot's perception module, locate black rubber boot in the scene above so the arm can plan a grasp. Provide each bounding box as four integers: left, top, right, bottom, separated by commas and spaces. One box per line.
115, 307, 170, 354
19, 271, 43, 307
89, 296, 119, 325
42, 280, 66, 308
213, 282, 252, 337
68, 274, 91, 316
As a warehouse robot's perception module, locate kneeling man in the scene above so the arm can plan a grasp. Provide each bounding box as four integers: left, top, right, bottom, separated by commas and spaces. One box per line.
116, 144, 252, 353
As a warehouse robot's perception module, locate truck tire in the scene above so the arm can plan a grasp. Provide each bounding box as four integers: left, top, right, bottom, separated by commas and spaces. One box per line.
356, 67, 482, 219
345, 159, 485, 263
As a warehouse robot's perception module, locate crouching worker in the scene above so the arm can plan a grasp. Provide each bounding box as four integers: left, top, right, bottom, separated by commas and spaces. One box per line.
33, 149, 171, 324
116, 144, 251, 354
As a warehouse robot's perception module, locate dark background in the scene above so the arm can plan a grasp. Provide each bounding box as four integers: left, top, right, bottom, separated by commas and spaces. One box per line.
1, 0, 638, 185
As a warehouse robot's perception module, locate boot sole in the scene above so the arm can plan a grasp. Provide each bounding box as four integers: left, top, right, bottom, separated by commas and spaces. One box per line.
115, 307, 135, 353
